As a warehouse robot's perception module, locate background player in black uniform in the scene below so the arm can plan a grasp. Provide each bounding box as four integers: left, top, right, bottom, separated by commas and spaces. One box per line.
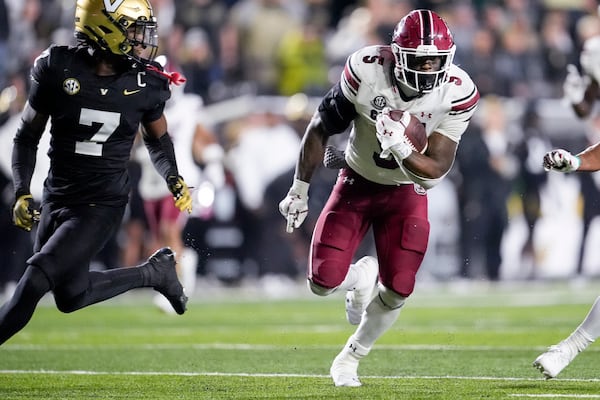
0, 0, 193, 345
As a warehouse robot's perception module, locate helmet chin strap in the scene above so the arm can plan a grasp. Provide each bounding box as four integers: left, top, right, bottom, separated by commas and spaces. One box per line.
393, 70, 420, 100
398, 83, 419, 98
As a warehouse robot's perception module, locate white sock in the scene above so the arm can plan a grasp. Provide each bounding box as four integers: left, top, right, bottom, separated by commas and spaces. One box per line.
554, 297, 600, 358
578, 296, 600, 341
343, 335, 370, 360
179, 248, 198, 296
559, 329, 592, 360
352, 294, 403, 349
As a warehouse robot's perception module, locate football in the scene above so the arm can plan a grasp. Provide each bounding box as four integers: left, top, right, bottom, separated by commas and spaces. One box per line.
387, 109, 428, 153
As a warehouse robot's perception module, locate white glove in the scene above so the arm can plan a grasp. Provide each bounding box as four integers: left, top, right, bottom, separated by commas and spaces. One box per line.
278, 179, 309, 233
580, 36, 600, 83
375, 107, 413, 160
563, 64, 590, 105
543, 149, 581, 172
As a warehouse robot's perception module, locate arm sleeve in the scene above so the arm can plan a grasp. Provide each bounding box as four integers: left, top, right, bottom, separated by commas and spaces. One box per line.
12, 119, 43, 198
12, 49, 53, 199
142, 132, 179, 180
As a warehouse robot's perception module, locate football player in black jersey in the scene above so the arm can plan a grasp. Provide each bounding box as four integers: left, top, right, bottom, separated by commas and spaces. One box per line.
0, 0, 193, 345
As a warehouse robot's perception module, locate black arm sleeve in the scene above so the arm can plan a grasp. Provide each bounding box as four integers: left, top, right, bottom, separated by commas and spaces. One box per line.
143, 132, 179, 180
317, 82, 357, 135
12, 123, 42, 199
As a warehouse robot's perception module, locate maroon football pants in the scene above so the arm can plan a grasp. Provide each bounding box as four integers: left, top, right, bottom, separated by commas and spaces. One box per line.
309, 168, 429, 297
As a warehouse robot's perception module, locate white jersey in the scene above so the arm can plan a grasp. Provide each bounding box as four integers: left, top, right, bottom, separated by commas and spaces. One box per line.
580, 35, 600, 83
0, 113, 50, 200
339, 45, 479, 186
136, 92, 206, 200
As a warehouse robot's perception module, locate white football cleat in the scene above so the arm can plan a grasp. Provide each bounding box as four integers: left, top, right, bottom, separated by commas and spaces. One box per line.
533, 344, 575, 379
345, 256, 379, 325
330, 348, 362, 387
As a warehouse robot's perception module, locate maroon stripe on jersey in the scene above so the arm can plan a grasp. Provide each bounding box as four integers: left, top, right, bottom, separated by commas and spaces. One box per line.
449, 105, 477, 116
451, 87, 480, 112
420, 10, 432, 45
343, 63, 360, 93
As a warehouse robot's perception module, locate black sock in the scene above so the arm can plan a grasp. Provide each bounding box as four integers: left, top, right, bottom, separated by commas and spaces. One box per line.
55, 267, 144, 312
0, 266, 51, 345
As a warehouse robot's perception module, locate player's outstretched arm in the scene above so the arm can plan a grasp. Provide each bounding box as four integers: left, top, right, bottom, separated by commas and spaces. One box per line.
543, 142, 600, 173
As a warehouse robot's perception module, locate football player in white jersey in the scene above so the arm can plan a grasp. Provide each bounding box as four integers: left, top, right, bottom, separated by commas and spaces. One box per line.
279, 9, 479, 387
134, 71, 208, 313
533, 35, 600, 379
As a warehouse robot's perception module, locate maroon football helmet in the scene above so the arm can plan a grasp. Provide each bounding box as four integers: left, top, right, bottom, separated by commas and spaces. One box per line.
391, 9, 456, 93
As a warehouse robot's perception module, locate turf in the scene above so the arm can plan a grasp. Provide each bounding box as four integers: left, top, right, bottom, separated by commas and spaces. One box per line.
1, 280, 599, 399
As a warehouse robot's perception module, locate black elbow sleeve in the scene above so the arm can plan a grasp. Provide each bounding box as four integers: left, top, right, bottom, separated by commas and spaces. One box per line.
318, 83, 357, 135
12, 124, 41, 198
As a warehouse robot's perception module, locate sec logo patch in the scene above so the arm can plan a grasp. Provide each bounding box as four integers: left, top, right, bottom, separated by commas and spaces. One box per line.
63, 78, 80, 95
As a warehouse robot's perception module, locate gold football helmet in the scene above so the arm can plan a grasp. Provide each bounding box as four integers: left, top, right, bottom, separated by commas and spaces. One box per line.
75, 0, 158, 61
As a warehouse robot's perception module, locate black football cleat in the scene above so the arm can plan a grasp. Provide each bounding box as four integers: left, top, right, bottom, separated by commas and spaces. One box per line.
145, 247, 188, 315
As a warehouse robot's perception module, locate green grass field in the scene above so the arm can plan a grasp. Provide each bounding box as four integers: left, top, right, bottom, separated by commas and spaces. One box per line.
1, 279, 600, 399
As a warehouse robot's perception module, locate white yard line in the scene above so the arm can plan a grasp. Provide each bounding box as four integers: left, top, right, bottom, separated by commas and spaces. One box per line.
509, 395, 600, 398
4, 343, 594, 351
1, 369, 599, 384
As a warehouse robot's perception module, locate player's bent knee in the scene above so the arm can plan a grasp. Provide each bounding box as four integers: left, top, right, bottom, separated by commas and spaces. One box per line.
18, 265, 51, 300
377, 284, 406, 310
307, 279, 336, 296
55, 296, 81, 313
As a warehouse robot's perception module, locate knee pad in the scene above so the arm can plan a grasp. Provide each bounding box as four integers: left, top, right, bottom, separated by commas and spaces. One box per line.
377, 283, 406, 310
307, 279, 336, 296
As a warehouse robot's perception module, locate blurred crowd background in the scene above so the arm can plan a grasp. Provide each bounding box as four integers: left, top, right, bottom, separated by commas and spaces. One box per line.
1, 0, 600, 298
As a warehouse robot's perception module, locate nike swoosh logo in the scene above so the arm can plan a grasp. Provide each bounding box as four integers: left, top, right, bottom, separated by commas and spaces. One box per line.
123, 89, 141, 96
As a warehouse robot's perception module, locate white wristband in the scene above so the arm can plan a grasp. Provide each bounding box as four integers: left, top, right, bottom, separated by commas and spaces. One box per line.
573, 155, 581, 171
291, 178, 310, 197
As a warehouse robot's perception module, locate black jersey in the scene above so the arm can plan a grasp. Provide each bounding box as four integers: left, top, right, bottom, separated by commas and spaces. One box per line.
27, 45, 170, 207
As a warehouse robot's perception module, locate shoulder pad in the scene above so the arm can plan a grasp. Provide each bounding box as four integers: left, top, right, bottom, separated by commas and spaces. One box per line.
447, 65, 479, 113
342, 45, 394, 97
350, 46, 394, 79
35, 45, 70, 67
347, 45, 394, 74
